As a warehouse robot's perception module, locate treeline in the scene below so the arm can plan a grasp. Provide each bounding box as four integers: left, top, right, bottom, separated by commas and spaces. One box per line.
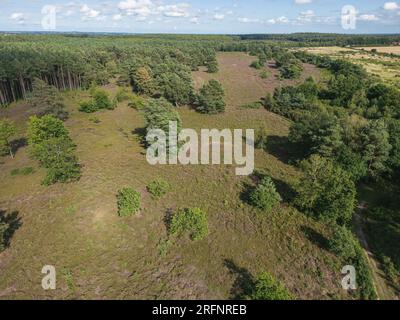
240, 33, 400, 47
6, 33, 394, 106
260, 51, 400, 296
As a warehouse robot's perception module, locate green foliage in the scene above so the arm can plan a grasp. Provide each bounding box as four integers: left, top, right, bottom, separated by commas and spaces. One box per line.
0, 221, 8, 252
0, 118, 16, 158
196, 79, 225, 114
147, 179, 171, 199
335, 145, 368, 181
241, 102, 262, 109
115, 87, 131, 102
328, 225, 358, 260
254, 126, 268, 150
289, 112, 343, 158
295, 155, 356, 225
328, 224, 377, 300
170, 208, 208, 241
144, 98, 182, 149
250, 60, 262, 69
249, 177, 282, 212
381, 255, 398, 284
128, 94, 146, 110
249, 272, 293, 300
117, 187, 141, 217
27, 115, 80, 185
27, 115, 69, 145
27, 78, 69, 120
79, 88, 114, 113
360, 119, 391, 177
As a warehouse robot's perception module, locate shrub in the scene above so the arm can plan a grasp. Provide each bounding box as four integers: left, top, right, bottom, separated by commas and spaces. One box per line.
170, 208, 208, 241
128, 94, 147, 110
249, 177, 282, 211
195, 80, 225, 114
115, 87, 131, 102
0, 221, 9, 252
328, 225, 358, 260
250, 60, 262, 69
147, 179, 171, 199
380, 255, 398, 284
27, 115, 81, 185
254, 126, 269, 150
27, 78, 69, 120
0, 118, 16, 158
79, 88, 113, 113
117, 187, 141, 217
249, 272, 293, 300
27, 115, 69, 145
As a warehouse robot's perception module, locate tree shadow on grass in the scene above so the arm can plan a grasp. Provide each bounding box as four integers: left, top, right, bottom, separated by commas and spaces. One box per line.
132, 127, 147, 149
163, 208, 174, 235
267, 135, 304, 165
224, 259, 255, 300
301, 225, 330, 251
0, 210, 22, 249
11, 138, 27, 157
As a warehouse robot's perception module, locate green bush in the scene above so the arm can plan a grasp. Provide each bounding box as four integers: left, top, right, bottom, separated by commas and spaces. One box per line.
79, 88, 113, 113
249, 177, 282, 211
27, 115, 81, 185
328, 225, 358, 260
195, 80, 225, 114
381, 255, 398, 284
0, 221, 9, 252
117, 187, 141, 217
294, 155, 356, 225
115, 87, 131, 102
250, 60, 262, 69
170, 208, 208, 241
147, 179, 171, 199
254, 126, 269, 150
128, 94, 147, 110
249, 272, 293, 300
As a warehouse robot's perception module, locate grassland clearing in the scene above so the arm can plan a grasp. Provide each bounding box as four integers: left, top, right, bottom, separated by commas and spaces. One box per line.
0, 52, 350, 299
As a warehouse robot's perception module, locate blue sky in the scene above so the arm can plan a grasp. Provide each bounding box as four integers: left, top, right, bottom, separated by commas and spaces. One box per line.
0, 0, 399, 33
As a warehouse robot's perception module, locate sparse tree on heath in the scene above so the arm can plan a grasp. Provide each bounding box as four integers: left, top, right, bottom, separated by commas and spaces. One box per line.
0, 118, 16, 158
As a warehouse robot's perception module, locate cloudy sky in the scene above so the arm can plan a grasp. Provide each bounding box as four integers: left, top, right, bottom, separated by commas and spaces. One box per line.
0, 0, 399, 34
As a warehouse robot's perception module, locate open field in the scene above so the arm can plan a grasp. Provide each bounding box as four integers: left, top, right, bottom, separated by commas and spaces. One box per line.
0, 52, 350, 299
300, 47, 400, 87
355, 47, 400, 55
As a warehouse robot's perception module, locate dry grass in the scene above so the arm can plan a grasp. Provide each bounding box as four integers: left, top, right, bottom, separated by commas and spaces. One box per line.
355, 46, 400, 55
0, 52, 349, 300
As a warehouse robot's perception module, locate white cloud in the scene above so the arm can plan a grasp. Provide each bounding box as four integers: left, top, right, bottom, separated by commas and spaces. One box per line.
294, 0, 312, 4
157, 4, 190, 17
118, 0, 153, 16
213, 14, 225, 20
190, 16, 199, 24
80, 4, 100, 19
113, 14, 123, 21
297, 10, 315, 23
9, 12, 26, 24
238, 17, 260, 23
358, 14, 379, 21
276, 16, 289, 23
383, 2, 399, 10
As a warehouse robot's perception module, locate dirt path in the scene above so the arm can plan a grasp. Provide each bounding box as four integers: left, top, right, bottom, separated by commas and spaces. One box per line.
354, 202, 396, 300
